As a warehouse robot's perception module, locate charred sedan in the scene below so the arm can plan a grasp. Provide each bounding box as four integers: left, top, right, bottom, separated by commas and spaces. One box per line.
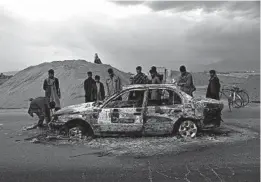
50, 84, 224, 138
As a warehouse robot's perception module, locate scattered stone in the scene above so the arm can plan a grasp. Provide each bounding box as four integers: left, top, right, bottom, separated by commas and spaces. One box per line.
30, 138, 40, 144
23, 124, 38, 131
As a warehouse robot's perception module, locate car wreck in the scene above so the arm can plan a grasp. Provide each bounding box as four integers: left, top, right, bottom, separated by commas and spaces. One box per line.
49, 84, 224, 138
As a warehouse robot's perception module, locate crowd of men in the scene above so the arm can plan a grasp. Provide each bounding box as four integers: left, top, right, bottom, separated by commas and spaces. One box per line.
82, 65, 220, 103
27, 53, 221, 129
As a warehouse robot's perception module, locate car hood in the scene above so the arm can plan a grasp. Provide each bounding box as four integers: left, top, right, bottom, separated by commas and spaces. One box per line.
53, 102, 96, 116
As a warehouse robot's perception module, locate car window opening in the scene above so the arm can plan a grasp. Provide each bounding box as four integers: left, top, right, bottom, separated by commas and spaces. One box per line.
105, 90, 145, 108
148, 89, 182, 106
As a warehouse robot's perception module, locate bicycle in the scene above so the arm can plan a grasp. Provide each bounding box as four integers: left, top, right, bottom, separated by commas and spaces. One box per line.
219, 85, 249, 111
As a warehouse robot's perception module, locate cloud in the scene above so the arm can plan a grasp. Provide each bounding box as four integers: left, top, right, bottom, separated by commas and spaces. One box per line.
0, 1, 259, 73
112, 1, 145, 6
145, 1, 225, 12
114, 1, 260, 19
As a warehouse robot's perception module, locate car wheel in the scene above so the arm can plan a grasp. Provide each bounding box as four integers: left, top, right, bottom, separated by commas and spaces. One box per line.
61, 122, 94, 139
178, 120, 198, 138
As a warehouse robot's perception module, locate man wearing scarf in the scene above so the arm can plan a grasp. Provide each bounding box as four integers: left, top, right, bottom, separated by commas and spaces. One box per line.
177, 65, 196, 96
106, 68, 122, 97
133, 66, 149, 84
206, 70, 221, 100
43, 69, 61, 111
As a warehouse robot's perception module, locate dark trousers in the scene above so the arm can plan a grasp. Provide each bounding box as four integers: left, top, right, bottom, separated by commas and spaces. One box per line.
85, 96, 94, 103
35, 105, 51, 126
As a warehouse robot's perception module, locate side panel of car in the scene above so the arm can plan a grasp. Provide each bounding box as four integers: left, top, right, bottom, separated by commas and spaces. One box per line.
96, 89, 146, 135
143, 88, 185, 135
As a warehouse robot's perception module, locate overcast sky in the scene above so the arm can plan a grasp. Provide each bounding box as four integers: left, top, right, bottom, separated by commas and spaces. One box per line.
0, 0, 260, 72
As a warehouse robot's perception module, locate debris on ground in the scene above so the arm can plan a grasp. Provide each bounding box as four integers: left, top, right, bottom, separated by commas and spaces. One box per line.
30, 138, 40, 144
22, 124, 38, 131
21, 123, 258, 156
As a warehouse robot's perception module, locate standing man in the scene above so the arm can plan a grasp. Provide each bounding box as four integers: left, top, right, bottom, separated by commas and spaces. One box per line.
151, 66, 163, 83
133, 66, 149, 84
149, 69, 161, 101
27, 97, 51, 129
206, 70, 221, 100
84, 71, 96, 103
106, 68, 122, 97
129, 76, 134, 84
94, 53, 102, 64
177, 65, 196, 96
43, 69, 61, 111
94, 75, 105, 101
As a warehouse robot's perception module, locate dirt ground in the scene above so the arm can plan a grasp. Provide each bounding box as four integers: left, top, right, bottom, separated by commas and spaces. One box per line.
1, 103, 259, 158
0, 102, 259, 182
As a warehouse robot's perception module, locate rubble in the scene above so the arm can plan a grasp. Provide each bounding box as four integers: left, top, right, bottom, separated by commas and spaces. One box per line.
21, 122, 259, 157
30, 138, 40, 144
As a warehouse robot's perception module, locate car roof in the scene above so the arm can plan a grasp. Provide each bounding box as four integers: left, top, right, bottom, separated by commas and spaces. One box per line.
123, 84, 178, 90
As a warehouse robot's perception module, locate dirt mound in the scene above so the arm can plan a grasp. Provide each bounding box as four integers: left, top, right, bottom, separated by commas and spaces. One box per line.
0, 60, 131, 108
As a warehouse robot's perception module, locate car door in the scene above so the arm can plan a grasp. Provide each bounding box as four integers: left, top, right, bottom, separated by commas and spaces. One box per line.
97, 89, 147, 135
143, 88, 184, 135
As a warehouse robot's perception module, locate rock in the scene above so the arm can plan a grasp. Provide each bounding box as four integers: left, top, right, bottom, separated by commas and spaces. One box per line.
30, 138, 40, 143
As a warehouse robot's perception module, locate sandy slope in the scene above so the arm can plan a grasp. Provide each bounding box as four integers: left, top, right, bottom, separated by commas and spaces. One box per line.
0, 60, 131, 108
0, 60, 259, 108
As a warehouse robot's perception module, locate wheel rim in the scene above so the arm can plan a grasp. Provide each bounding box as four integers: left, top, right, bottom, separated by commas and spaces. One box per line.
69, 126, 83, 139
233, 95, 243, 108
178, 120, 198, 138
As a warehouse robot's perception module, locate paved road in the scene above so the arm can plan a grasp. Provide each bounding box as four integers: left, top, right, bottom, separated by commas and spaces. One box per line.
0, 105, 259, 182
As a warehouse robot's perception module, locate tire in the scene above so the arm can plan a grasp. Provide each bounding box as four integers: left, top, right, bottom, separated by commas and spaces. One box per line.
60, 121, 94, 139
178, 120, 198, 138
237, 90, 249, 106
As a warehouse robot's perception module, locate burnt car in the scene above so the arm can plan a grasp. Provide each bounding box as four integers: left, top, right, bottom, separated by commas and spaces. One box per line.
50, 84, 224, 138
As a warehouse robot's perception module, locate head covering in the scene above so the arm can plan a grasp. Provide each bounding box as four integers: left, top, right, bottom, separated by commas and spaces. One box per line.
136, 66, 142, 71
179, 65, 186, 72
48, 69, 54, 74
209, 70, 216, 74
108, 68, 113, 74
151, 66, 157, 72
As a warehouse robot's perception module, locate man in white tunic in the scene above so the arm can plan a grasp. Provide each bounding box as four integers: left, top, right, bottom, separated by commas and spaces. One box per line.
43, 69, 61, 111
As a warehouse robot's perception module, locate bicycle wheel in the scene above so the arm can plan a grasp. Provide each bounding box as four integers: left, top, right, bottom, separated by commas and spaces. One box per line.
233, 94, 243, 108
237, 90, 249, 106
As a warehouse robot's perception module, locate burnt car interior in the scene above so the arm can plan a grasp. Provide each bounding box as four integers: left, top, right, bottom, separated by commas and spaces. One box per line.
104, 88, 182, 109
105, 90, 145, 108
147, 89, 182, 106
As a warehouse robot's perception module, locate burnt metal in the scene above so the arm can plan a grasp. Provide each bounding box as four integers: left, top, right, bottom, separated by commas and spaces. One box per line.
50, 84, 224, 137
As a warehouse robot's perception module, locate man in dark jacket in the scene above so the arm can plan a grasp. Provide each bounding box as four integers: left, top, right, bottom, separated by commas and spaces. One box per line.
43, 69, 61, 111
84, 71, 96, 102
94, 75, 105, 101
27, 97, 51, 129
206, 70, 221, 100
